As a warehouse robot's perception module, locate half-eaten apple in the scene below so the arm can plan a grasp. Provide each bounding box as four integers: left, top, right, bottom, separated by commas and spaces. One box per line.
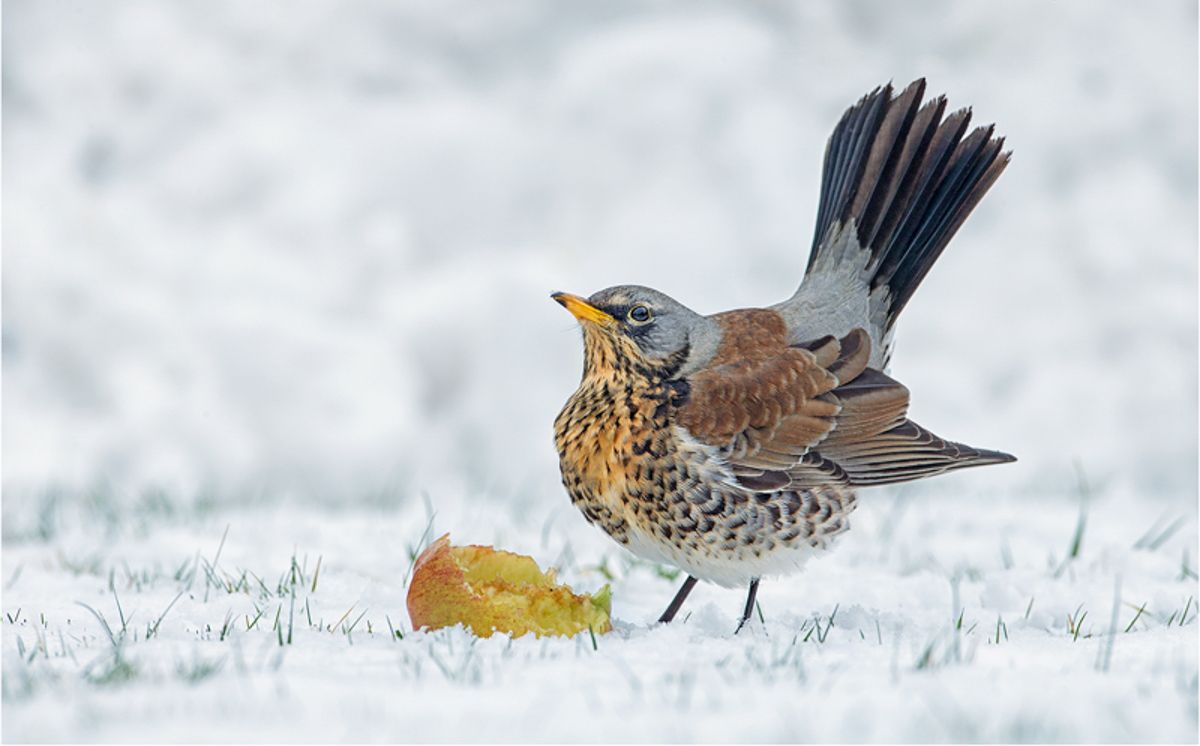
406, 533, 612, 638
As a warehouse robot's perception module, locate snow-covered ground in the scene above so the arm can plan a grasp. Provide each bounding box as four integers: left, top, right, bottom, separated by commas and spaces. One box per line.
4, 492, 1197, 742
3, 0, 1197, 742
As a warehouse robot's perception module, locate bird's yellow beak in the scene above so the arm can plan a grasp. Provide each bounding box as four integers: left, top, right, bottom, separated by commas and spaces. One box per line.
551, 292, 614, 326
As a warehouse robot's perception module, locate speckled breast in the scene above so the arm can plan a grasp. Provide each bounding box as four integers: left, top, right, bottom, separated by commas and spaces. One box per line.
553, 374, 693, 547
554, 373, 859, 587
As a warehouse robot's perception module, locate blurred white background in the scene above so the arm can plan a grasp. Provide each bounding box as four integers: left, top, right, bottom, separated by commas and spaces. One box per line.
3, 0, 1196, 530
3, 5, 1197, 742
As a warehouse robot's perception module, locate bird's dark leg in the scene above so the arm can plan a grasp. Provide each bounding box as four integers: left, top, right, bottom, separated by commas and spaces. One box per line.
734, 578, 761, 634
657, 575, 698, 624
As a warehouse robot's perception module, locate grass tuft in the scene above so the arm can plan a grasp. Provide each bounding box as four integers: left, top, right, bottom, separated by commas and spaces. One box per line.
75, 601, 119, 649
1123, 602, 1148, 633
402, 513, 438, 591
1067, 605, 1089, 641
145, 592, 183, 640
801, 604, 838, 644
343, 608, 368, 637
1178, 596, 1194, 627
85, 653, 138, 688
331, 604, 356, 633
1134, 515, 1186, 552
1054, 464, 1090, 578
915, 637, 938, 670
1179, 549, 1198, 581
287, 585, 296, 645
246, 605, 265, 631
176, 655, 225, 684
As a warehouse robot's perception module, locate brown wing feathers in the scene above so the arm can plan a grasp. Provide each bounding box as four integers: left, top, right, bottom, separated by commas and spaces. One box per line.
678, 310, 840, 446
818, 369, 909, 449
824, 420, 1016, 485
677, 311, 1013, 491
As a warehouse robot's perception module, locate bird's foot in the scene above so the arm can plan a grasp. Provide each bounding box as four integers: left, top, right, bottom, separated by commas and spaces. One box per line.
733, 578, 761, 635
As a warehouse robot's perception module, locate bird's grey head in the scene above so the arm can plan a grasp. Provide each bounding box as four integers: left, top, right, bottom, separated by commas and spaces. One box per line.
552, 285, 719, 378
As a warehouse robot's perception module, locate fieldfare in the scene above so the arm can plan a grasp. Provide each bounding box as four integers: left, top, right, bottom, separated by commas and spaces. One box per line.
553, 79, 1014, 631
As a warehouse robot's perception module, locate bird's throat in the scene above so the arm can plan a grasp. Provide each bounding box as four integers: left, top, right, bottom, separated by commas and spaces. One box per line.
578, 326, 688, 384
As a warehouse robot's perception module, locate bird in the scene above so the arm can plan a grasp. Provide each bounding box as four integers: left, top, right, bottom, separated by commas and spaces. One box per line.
552, 78, 1014, 632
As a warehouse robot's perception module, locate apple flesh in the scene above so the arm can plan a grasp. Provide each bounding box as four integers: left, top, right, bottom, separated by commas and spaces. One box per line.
406, 533, 612, 638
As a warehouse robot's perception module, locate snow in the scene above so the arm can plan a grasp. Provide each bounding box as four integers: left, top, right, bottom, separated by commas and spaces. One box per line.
4, 495, 1197, 742
2, 0, 1197, 742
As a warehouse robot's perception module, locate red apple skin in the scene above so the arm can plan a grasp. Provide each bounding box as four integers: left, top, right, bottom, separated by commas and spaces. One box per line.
405, 534, 487, 634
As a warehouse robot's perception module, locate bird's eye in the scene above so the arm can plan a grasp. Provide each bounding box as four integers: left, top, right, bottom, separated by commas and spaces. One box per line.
628, 305, 652, 324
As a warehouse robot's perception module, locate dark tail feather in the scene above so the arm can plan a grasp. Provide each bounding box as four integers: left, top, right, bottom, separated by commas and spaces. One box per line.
808, 79, 1010, 330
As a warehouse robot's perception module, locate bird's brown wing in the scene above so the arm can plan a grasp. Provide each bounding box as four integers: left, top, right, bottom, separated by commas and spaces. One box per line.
677, 312, 1011, 491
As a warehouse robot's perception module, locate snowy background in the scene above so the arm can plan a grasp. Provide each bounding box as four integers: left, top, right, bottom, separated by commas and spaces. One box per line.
3, 0, 1197, 742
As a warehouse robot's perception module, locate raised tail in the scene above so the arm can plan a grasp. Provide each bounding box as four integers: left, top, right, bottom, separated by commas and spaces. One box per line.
783, 79, 1009, 363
